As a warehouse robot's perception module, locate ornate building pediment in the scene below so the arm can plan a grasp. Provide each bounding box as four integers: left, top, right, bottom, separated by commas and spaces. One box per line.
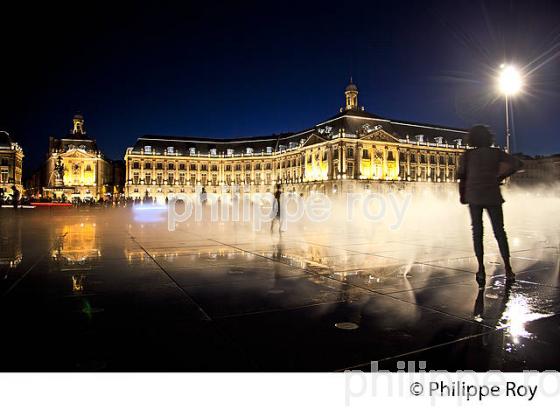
301, 133, 329, 148
359, 129, 400, 143
59, 149, 98, 160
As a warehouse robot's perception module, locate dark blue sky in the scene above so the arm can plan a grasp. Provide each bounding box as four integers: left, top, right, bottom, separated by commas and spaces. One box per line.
2, 0, 559, 173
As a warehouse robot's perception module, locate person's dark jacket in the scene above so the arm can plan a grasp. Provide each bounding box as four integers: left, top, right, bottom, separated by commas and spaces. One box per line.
458, 147, 522, 205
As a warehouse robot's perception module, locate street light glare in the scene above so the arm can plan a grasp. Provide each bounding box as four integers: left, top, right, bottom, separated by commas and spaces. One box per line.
498, 64, 523, 96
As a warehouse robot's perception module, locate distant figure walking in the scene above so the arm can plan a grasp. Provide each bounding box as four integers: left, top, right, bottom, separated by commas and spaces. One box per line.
200, 186, 208, 205
458, 125, 522, 287
11, 185, 20, 210
271, 184, 282, 234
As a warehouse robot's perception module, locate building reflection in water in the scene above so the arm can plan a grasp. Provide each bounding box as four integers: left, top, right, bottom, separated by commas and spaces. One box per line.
72, 274, 86, 292
50, 222, 100, 272
0, 217, 23, 284
49, 222, 101, 299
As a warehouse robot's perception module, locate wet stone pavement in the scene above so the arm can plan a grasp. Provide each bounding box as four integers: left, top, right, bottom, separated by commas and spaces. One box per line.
0, 207, 559, 371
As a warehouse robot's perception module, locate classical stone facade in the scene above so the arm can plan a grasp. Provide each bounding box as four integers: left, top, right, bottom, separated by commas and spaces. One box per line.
0, 131, 24, 199
42, 115, 113, 201
510, 153, 560, 186
125, 82, 467, 202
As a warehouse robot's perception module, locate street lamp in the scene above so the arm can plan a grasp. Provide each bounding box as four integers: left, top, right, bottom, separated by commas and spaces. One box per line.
497, 64, 523, 153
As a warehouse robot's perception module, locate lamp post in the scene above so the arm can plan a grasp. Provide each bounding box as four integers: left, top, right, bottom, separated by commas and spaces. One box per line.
497, 64, 523, 153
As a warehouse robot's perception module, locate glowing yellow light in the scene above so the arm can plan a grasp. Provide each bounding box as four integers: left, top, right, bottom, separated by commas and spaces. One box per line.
498, 64, 523, 96
499, 294, 552, 345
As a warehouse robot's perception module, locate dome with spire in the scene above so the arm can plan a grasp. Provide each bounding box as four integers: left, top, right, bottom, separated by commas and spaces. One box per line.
343, 77, 359, 110
345, 77, 358, 92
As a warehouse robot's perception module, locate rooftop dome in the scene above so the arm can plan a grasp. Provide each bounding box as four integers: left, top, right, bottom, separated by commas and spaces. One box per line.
0, 130, 13, 146
345, 78, 358, 92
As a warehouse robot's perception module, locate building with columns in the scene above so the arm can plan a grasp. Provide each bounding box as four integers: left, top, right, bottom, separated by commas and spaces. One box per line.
124, 81, 468, 202
39, 114, 113, 201
0, 131, 24, 200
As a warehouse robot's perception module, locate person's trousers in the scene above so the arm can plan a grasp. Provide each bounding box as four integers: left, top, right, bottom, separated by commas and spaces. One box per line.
468, 204, 510, 260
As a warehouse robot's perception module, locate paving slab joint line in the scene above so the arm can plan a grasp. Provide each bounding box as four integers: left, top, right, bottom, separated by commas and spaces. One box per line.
1, 232, 68, 300
128, 233, 213, 321
208, 238, 494, 329
336, 327, 505, 372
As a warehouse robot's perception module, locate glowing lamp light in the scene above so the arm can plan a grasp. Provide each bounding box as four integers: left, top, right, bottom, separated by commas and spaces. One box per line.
498, 64, 523, 96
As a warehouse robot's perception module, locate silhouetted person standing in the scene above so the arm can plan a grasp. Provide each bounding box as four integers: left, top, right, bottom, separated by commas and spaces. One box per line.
200, 186, 207, 205
11, 185, 19, 210
458, 125, 522, 287
270, 184, 282, 234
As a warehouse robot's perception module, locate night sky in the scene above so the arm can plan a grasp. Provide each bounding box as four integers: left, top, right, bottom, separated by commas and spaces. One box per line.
2, 0, 559, 175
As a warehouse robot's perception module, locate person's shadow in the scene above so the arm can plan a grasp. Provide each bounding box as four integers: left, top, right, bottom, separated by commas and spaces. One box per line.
465, 280, 515, 373
473, 280, 513, 324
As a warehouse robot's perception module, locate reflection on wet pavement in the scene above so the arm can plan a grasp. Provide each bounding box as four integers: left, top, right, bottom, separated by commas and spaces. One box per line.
0, 208, 559, 371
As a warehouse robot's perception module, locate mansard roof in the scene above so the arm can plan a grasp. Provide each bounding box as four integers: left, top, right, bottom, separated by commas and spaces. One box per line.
317, 108, 467, 142
131, 132, 309, 156
130, 109, 467, 156
49, 135, 99, 153
0, 131, 14, 148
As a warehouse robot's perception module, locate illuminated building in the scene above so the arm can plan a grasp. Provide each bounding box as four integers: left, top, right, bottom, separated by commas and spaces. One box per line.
510, 153, 560, 186
125, 81, 467, 201
0, 131, 24, 199
40, 114, 113, 201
